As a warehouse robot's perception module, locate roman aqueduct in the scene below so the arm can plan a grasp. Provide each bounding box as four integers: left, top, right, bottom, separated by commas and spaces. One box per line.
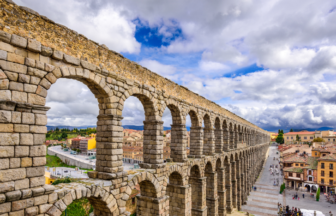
0, 1, 269, 215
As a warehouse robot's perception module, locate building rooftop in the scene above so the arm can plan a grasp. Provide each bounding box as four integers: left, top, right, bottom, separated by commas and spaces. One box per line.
284, 167, 303, 173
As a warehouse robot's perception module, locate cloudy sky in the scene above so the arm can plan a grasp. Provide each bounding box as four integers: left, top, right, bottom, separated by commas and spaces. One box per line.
16, 0, 336, 131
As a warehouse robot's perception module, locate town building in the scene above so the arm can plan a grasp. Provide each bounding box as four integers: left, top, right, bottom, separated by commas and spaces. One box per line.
79, 138, 96, 154
283, 131, 318, 144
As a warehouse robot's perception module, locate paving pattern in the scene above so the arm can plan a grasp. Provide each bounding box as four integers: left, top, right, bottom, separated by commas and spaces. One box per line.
242, 145, 282, 216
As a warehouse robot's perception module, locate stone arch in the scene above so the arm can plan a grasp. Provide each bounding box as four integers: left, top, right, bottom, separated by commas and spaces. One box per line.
167, 170, 190, 215
203, 113, 215, 155
188, 164, 205, 214
205, 161, 217, 215
45, 185, 119, 216
167, 165, 187, 185
165, 102, 187, 162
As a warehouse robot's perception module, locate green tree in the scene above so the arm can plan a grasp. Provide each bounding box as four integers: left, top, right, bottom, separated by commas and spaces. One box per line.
55, 127, 59, 132
312, 137, 325, 142
61, 133, 68, 139
290, 129, 293, 132
276, 133, 284, 144
296, 134, 300, 141
316, 187, 320, 201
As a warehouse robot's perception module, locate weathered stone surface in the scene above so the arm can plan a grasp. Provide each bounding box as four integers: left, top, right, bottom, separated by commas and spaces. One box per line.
29, 126, 47, 134
62, 192, 73, 206
43, 185, 55, 194
14, 178, 29, 190
27, 93, 46, 106
0, 111, 11, 123
9, 158, 20, 168
13, 124, 29, 133
19, 133, 33, 145
45, 73, 56, 84
0, 50, 7, 60
39, 78, 51, 90
23, 84, 37, 93
26, 166, 44, 178
27, 39, 41, 53
4, 71, 18, 81
0, 181, 14, 193
0, 31, 11, 43
27, 68, 46, 78
0, 61, 27, 74
15, 146, 29, 157
39, 203, 53, 213
0, 168, 26, 182
41, 45, 53, 57
45, 63, 55, 72
0, 70, 6, 79
30, 76, 40, 85
11, 91, 27, 103
18, 74, 30, 83
25, 58, 35, 67
36, 61, 44, 70
9, 82, 23, 91
25, 206, 38, 216
0, 133, 19, 146
46, 205, 62, 216
48, 192, 58, 204
0, 202, 11, 214
81, 60, 97, 71
0, 124, 13, 133
15, 48, 28, 57
22, 113, 34, 125
33, 134, 45, 145
32, 157, 46, 167
20, 157, 32, 167
34, 195, 48, 206
54, 199, 67, 212
32, 187, 44, 197
5, 190, 21, 201
0, 79, 9, 90
0, 41, 14, 52
0, 193, 5, 204
0, 158, 9, 170
30, 176, 45, 188
0, 90, 11, 101
10, 35, 27, 48
28, 51, 39, 61
34, 114, 47, 126
30, 145, 45, 157
52, 50, 63, 60
63, 54, 80, 65
21, 188, 32, 199
7, 53, 25, 64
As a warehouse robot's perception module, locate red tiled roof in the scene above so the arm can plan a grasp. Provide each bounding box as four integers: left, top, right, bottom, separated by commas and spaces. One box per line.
284, 132, 315, 135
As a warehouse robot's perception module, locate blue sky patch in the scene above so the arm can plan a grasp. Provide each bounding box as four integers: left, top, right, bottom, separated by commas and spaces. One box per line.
132, 18, 184, 48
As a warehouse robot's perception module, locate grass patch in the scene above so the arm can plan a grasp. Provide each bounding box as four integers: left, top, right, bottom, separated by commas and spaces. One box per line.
46, 154, 94, 171
61, 198, 93, 216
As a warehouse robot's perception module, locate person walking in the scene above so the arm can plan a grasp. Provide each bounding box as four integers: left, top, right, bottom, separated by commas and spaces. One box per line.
302, 193, 304, 198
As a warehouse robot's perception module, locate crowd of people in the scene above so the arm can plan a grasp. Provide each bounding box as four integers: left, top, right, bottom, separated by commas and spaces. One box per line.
278, 203, 303, 216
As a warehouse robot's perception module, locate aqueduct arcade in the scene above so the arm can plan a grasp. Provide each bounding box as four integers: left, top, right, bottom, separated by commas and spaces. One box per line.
0, 1, 269, 215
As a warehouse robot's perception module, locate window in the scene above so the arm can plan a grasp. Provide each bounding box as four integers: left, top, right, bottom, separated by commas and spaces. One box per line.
321, 163, 325, 169
328, 139, 330, 141
295, 164, 299, 166
291, 137, 293, 139
315, 152, 317, 156
308, 176, 313, 181
322, 154, 326, 157
310, 137, 313, 139
330, 164, 334, 170
304, 137, 307, 139
308, 170, 312, 175
289, 173, 293, 177
296, 173, 300, 177
300, 164, 303, 167
330, 172, 333, 177
287, 137, 289, 139
330, 180, 333, 185
321, 179, 325, 184
321, 171, 325, 177
334, 139, 335, 142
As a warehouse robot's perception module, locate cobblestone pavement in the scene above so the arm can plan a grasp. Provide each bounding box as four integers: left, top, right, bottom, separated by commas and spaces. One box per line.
242, 145, 282, 216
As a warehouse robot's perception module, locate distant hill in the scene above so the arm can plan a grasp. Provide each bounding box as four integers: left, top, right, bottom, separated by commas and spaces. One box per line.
47, 125, 191, 131
267, 127, 334, 133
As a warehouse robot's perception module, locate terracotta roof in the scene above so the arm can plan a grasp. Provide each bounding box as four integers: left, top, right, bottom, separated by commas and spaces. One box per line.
317, 154, 336, 162
284, 132, 315, 135
283, 154, 308, 163
284, 167, 303, 173
305, 157, 318, 170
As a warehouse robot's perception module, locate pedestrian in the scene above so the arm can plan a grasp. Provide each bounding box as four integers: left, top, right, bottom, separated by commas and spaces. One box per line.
302, 193, 304, 198
255, 186, 257, 191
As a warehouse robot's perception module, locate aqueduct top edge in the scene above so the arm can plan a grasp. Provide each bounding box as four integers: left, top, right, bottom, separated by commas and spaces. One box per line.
0, 0, 267, 132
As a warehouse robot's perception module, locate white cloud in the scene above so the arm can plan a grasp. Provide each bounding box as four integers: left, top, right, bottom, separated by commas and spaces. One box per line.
139, 59, 178, 80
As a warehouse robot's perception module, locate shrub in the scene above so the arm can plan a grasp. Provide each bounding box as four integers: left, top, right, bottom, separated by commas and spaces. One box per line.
279, 183, 286, 194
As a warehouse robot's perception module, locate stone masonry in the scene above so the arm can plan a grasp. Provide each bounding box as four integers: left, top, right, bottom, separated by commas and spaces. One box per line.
0, 1, 269, 215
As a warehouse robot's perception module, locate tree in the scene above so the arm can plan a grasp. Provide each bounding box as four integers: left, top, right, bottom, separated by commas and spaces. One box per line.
296, 134, 300, 141
278, 129, 281, 134
290, 129, 293, 132
312, 137, 325, 142
55, 127, 59, 132
276, 133, 284, 144
61, 133, 68, 139
316, 187, 320, 201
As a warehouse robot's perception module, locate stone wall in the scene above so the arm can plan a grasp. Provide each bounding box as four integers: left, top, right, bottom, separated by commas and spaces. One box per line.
0, 0, 270, 215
